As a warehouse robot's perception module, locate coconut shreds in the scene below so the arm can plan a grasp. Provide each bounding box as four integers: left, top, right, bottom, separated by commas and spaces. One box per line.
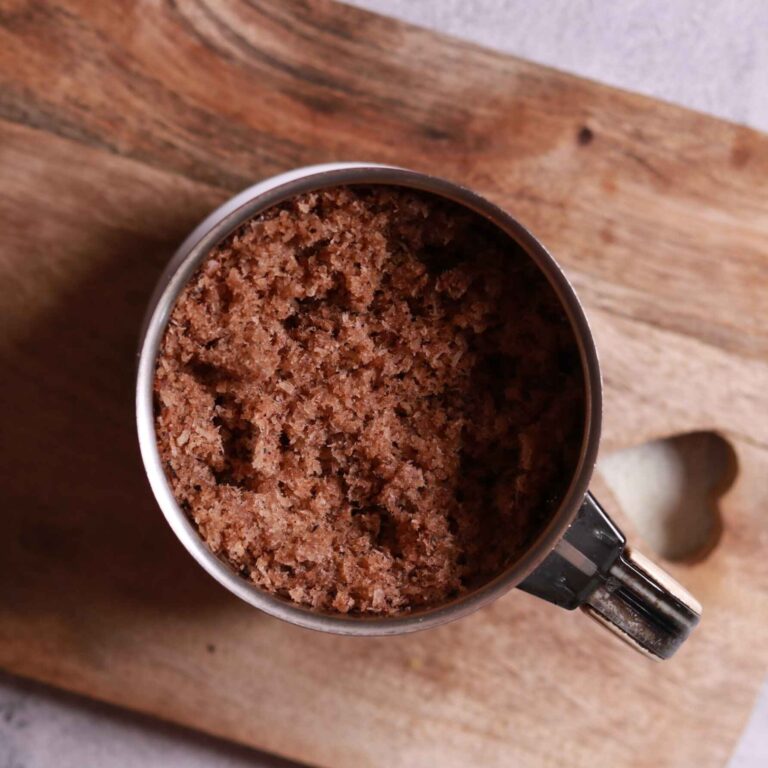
154, 186, 584, 615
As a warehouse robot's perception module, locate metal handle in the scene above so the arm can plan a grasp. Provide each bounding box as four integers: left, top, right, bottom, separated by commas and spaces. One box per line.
520, 493, 701, 660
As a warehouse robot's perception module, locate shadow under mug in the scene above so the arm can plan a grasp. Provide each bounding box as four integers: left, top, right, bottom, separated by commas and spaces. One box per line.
136, 163, 701, 660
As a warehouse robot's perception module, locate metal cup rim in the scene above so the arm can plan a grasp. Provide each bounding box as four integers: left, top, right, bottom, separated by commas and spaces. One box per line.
135, 163, 602, 635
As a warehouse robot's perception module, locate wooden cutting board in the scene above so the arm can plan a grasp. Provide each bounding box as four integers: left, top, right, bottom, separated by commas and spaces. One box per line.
1, 1, 767, 766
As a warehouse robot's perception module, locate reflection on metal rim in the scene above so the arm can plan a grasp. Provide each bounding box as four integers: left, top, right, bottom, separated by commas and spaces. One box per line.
135, 163, 603, 635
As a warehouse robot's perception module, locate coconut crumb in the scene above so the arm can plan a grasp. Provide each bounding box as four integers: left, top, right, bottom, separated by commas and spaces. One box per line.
154, 186, 584, 615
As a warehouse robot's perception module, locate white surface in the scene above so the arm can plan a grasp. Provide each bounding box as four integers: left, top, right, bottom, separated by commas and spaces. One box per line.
345, 0, 768, 132
729, 683, 768, 768
3, 1, 767, 766
599, 432, 729, 560
0, 672, 296, 768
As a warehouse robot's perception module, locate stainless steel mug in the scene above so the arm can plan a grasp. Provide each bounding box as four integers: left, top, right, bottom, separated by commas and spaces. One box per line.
136, 164, 701, 659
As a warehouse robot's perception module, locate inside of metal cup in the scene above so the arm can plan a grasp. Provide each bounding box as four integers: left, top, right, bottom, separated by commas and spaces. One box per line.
136, 164, 602, 635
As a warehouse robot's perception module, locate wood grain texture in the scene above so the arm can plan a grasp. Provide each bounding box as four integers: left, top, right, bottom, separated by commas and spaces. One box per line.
1, 1, 767, 766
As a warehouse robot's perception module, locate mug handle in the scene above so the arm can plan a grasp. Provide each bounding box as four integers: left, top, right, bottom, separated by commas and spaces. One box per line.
519, 493, 702, 660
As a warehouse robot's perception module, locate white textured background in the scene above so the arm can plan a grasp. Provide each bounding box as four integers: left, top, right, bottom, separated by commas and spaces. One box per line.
2, 1, 766, 765
347, 0, 768, 131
